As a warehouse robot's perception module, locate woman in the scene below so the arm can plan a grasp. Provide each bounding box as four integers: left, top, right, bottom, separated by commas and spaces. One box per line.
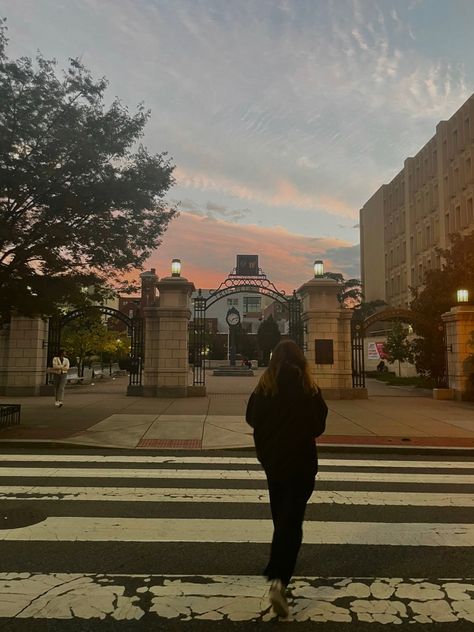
246, 340, 327, 618
52, 349, 70, 407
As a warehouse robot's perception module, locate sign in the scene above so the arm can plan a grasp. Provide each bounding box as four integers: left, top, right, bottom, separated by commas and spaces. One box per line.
236, 254, 259, 276
315, 339, 334, 365
367, 342, 388, 360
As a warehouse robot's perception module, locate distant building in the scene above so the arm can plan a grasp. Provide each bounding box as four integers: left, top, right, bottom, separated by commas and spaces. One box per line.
360, 94, 474, 307
190, 290, 274, 334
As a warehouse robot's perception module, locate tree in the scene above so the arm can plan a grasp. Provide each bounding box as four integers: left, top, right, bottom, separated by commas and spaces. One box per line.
410, 230, 474, 382
322, 272, 363, 308
0, 21, 177, 320
257, 315, 281, 365
62, 315, 126, 373
383, 322, 412, 377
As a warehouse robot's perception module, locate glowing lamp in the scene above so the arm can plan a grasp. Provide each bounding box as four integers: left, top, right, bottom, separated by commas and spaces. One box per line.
171, 258, 182, 277
314, 260, 324, 277
457, 289, 469, 303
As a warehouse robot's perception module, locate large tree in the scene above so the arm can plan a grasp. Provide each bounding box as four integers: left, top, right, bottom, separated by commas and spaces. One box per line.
410, 230, 474, 382
0, 21, 177, 320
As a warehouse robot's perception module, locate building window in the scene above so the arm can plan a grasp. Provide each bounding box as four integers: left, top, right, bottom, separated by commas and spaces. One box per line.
243, 296, 261, 312
445, 212, 450, 235
227, 298, 239, 306
418, 263, 423, 284
411, 267, 415, 284
467, 198, 473, 225
455, 205, 461, 229
464, 117, 471, 143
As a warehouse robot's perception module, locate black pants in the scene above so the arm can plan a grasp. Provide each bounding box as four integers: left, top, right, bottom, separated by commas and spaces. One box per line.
264, 475, 315, 586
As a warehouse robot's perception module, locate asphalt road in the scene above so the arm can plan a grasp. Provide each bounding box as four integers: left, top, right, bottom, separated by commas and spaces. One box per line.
0, 447, 473, 631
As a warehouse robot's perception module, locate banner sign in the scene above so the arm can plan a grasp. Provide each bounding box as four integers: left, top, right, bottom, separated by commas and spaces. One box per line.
368, 342, 388, 360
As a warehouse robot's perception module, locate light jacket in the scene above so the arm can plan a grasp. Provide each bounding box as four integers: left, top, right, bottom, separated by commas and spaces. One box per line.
52, 356, 70, 374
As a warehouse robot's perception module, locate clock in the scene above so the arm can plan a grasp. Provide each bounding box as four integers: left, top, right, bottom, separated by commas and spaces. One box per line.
226, 308, 241, 327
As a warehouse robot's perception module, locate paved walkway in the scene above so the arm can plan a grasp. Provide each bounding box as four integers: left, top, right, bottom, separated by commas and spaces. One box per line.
1, 374, 473, 450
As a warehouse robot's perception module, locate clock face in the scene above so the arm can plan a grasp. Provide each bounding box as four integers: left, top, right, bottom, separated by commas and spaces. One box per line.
226, 311, 240, 326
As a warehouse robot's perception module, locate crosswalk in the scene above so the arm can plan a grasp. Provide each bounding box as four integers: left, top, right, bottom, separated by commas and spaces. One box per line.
0, 450, 473, 627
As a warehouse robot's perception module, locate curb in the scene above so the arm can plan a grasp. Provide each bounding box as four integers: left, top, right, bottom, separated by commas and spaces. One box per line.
0, 438, 473, 456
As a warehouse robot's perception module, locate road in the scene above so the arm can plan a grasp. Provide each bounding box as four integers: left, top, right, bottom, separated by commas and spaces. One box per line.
0, 447, 473, 631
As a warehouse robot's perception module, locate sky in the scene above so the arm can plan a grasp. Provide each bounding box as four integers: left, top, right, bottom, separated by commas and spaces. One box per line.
2, 0, 474, 291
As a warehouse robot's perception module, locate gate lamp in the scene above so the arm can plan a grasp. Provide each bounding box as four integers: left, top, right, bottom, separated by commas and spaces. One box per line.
457, 289, 469, 303
314, 260, 324, 277
171, 258, 182, 277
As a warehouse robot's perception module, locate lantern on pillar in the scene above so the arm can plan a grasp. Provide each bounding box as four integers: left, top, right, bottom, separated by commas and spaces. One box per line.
457, 289, 469, 303
313, 260, 324, 277
171, 258, 182, 277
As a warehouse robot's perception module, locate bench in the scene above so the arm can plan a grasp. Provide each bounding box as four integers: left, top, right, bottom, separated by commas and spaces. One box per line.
66, 368, 90, 385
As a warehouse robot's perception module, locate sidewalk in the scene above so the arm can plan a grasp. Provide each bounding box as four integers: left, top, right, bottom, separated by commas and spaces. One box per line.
0, 375, 473, 450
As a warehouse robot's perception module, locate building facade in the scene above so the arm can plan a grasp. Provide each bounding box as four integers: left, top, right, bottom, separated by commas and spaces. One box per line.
360, 94, 474, 307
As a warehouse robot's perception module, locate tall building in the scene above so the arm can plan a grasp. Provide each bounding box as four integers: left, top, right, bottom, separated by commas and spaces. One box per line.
360, 94, 474, 307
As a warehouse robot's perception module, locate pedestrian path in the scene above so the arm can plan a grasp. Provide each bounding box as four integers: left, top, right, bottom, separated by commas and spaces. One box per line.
0, 450, 473, 627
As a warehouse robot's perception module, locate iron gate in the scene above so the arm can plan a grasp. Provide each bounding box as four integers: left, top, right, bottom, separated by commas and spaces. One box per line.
46, 306, 144, 389
192, 267, 303, 387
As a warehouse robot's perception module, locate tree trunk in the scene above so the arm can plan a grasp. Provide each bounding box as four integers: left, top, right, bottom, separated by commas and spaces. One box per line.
398, 360, 401, 377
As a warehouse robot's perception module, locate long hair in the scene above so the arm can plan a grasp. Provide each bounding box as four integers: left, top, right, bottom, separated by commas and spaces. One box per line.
255, 340, 318, 396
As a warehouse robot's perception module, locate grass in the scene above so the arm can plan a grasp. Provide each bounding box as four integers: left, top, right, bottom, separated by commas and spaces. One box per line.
366, 371, 436, 389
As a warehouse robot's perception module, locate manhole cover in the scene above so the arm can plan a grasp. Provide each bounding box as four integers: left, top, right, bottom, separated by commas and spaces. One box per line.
0, 504, 47, 529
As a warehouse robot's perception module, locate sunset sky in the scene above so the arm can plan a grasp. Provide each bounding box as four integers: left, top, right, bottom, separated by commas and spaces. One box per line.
3, 0, 474, 290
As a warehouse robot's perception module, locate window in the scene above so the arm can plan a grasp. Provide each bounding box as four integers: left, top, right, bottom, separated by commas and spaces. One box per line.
453, 129, 458, 152
418, 263, 423, 284
425, 224, 431, 247
455, 205, 461, 230
227, 298, 239, 306
243, 296, 261, 312
467, 198, 473, 225
445, 212, 450, 234
411, 267, 415, 284
465, 117, 471, 143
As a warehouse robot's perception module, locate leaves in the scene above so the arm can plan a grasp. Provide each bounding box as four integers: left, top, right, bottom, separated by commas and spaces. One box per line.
0, 24, 177, 319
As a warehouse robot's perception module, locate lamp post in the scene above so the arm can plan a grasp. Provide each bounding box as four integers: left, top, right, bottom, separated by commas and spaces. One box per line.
171, 258, 182, 277
314, 259, 324, 277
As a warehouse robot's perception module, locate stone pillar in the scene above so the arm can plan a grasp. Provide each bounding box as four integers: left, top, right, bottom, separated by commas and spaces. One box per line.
142, 276, 195, 397
0, 314, 48, 396
442, 305, 474, 400
298, 278, 367, 399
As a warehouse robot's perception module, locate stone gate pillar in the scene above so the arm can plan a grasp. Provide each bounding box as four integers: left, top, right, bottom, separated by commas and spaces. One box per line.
442, 305, 474, 400
142, 275, 195, 397
0, 314, 48, 396
298, 278, 366, 399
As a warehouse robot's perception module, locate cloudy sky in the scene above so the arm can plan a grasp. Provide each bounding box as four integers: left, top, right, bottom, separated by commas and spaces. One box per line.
2, 0, 473, 290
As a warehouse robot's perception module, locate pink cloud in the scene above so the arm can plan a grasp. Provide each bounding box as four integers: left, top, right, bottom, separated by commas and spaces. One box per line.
140, 212, 358, 292
174, 167, 356, 219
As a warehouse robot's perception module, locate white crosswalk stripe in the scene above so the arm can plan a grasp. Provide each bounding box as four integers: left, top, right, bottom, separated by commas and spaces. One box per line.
0, 451, 473, 627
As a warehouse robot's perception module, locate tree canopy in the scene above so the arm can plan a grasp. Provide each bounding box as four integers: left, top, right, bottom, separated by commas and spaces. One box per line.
0, 21, 177, 320
383, 322, 412, 377
257, 315, 281, 365
410, 230, 474, 382
321, 272, 363, 307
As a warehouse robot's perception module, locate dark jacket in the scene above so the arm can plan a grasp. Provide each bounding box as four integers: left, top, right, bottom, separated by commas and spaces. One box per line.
245, 367, 328, 480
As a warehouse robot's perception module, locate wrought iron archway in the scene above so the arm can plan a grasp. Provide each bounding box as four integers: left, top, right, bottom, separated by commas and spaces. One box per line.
351, 308, 444, 388
47, 306, 144, 390
192, 265, 303, 386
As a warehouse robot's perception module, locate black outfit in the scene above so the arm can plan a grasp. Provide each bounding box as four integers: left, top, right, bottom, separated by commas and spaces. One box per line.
245, 367, 328, 586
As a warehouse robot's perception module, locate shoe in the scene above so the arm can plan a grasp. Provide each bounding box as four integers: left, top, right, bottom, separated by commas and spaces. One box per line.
55, 401, 60, 407
269, 579, 289, 618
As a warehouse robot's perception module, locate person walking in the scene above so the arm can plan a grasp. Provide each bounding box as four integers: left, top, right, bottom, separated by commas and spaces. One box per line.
246, 340, 327, 618
52, 349, 70, 407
